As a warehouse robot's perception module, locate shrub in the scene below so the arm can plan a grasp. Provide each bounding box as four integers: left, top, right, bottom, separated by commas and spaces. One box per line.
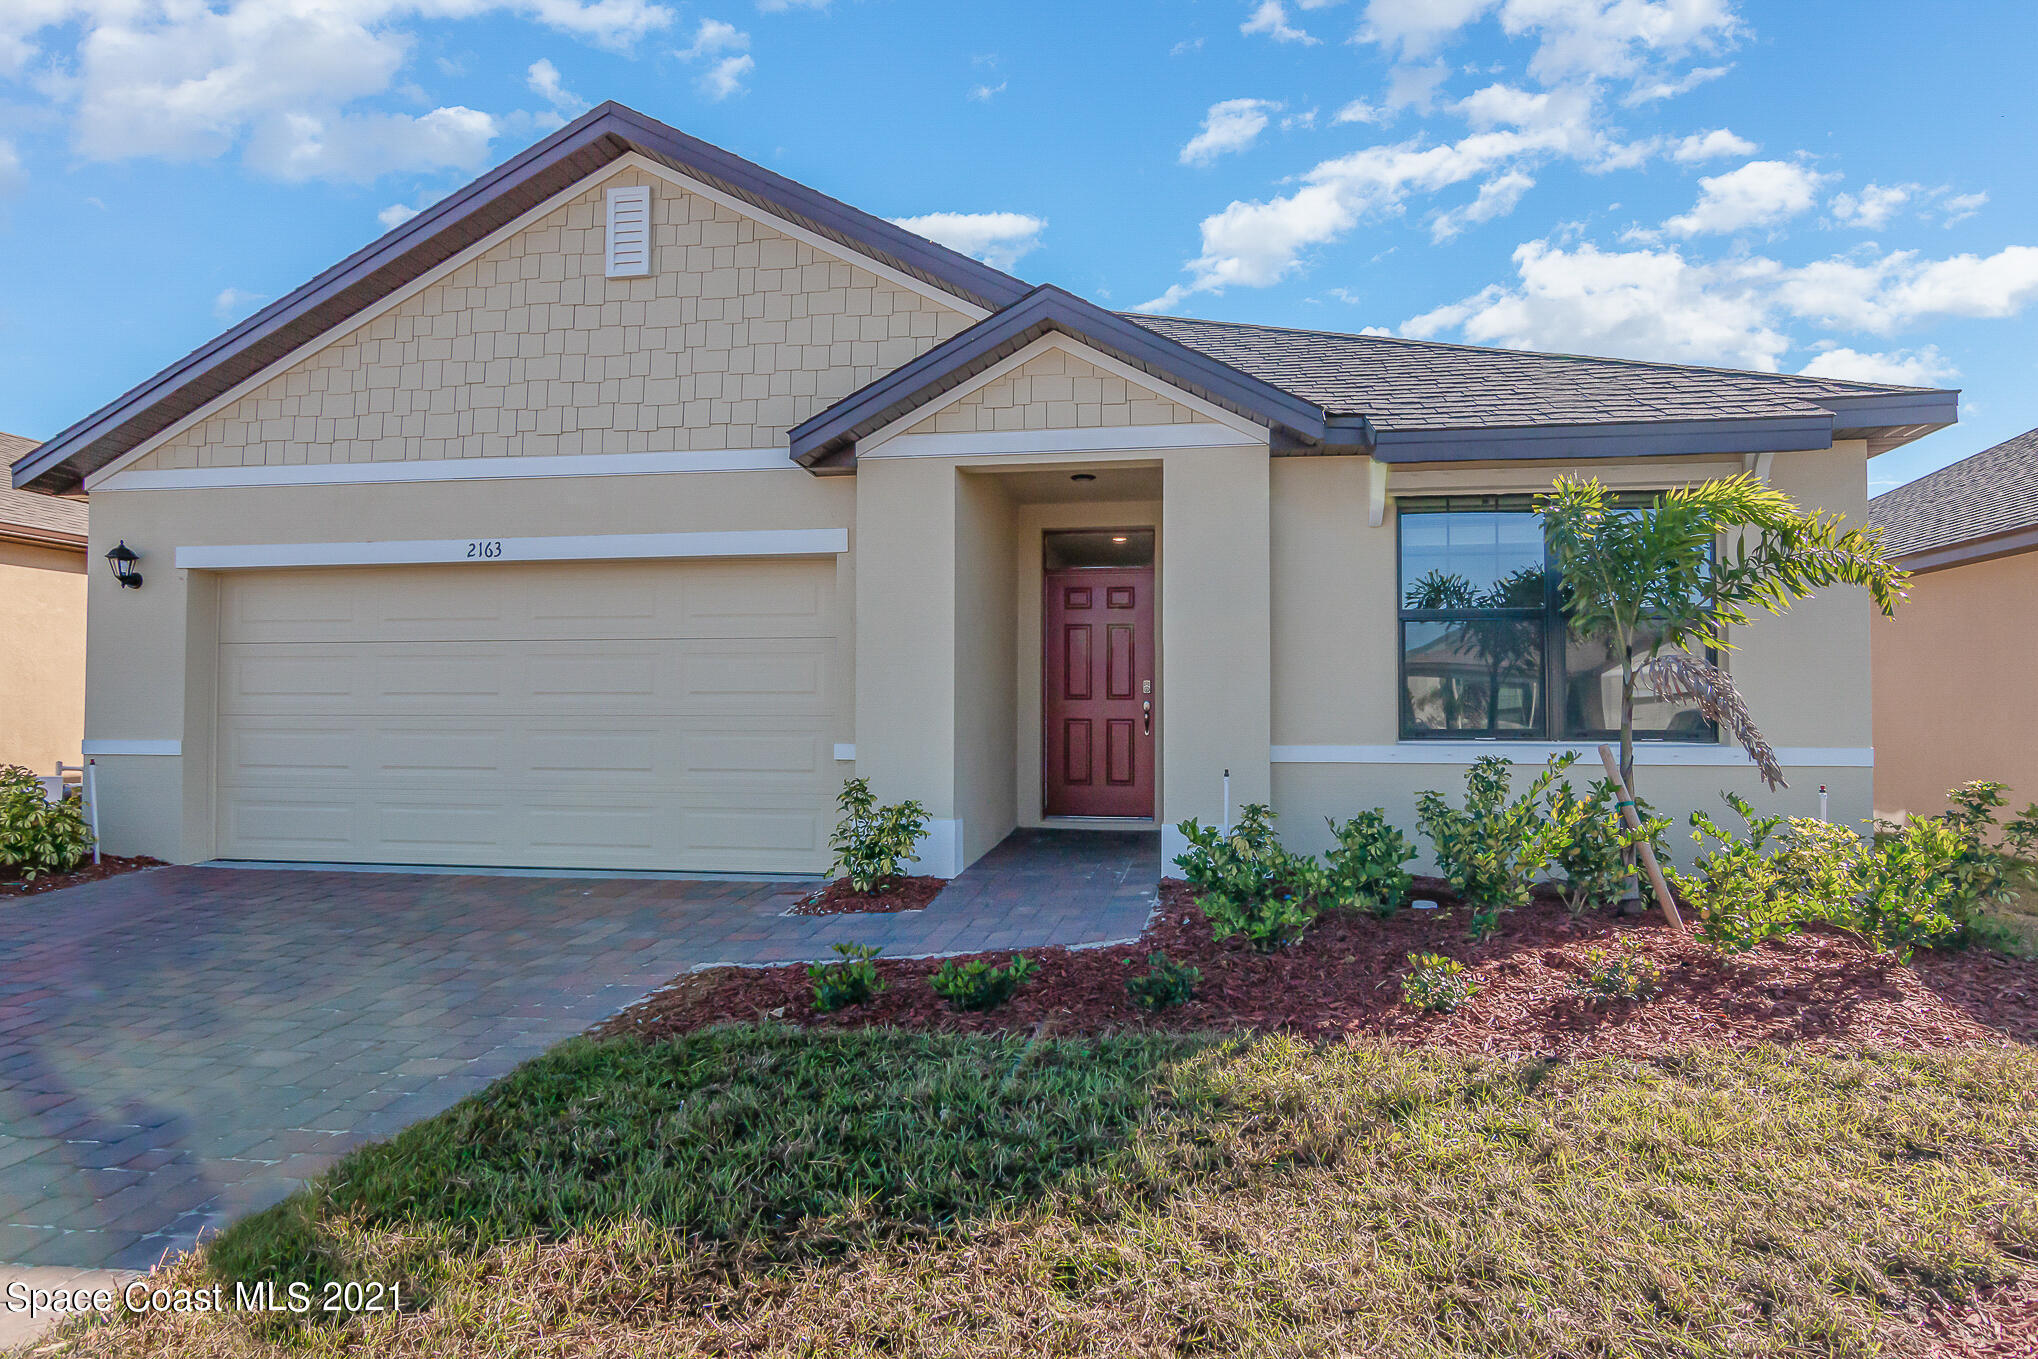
1126, 952, 1201, 1011
1771, 816, 1866, 916
1676, 794, 1803, 954
807, 943, 886, 1012
1401, 953, 1476, 1013
1546, 778, 1670, 915
1848, 817, 1965, 963
1322, 810, 1416, 917
1936, 781, 2038, 920
0, 765, 93, 881
1174, 805, 1326, 951
1467, 907, 1503, 942
1416, 754, 1577, 913
1571, 940, 1662, 1002
929, 955, 1039, 1012
828, 777, 930, 894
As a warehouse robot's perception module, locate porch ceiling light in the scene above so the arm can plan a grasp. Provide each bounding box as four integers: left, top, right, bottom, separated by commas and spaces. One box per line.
1070, 473, 1096, 482
1111, 536, 1128, 543
105, 540, 143, 590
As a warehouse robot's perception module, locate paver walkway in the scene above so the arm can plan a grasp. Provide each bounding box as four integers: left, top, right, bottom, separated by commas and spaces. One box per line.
0, 829, 1157, 1271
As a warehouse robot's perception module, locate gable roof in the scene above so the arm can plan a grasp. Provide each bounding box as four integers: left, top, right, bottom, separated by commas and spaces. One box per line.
0, 433, 87, 547
1869, 426, 2038, 569
12, 102, 1032, 496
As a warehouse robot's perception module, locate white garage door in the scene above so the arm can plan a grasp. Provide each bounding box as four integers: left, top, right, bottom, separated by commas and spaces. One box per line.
213, 557, 843, 873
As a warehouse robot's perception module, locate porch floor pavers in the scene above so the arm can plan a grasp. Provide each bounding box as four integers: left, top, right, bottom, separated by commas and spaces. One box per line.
0, 827, 1157, 1270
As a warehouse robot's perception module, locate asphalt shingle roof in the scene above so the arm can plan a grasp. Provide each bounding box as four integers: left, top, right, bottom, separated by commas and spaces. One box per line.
1127, 313, 1931, 432
0, 432, 87, 541
1868, 427, 2038, 558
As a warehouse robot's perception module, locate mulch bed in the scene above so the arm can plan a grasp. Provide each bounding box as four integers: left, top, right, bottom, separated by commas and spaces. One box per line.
787, 874, 947, 916
0, 854, 165, 898
1924, 1276, 2038, 1359
599, 877, 2038, 1056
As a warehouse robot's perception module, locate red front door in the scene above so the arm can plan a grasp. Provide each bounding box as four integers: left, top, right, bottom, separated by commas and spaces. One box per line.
1044, 567, 1155, 818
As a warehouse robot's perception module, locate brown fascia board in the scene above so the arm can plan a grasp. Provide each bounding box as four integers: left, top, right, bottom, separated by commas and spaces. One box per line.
0, 522, 87, 551
1899, 521, 2038, 574
14, 103, 1033, 496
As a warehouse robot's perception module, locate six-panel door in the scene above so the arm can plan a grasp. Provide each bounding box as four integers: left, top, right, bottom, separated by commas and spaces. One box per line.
1043, 567, 1155, 818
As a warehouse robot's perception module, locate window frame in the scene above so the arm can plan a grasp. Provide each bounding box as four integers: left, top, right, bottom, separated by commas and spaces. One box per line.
1394, 492, 1720, 745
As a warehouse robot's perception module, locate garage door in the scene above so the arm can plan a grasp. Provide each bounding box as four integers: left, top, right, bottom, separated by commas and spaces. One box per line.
213, 557, 843, 872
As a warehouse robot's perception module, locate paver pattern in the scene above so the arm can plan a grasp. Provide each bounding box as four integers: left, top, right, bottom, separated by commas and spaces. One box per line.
0, 829, 1156, 1270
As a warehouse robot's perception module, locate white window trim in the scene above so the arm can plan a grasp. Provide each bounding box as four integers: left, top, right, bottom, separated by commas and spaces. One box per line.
82, 739, 183, 757
175, 527, 848, 571
1270, 743, 1874, 768
93, 448, 796, 492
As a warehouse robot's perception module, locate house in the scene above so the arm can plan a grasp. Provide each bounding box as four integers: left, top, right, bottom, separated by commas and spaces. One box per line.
9, 103, 1956, 877
1869, 428, 2038, 817
0, 431, 87, 774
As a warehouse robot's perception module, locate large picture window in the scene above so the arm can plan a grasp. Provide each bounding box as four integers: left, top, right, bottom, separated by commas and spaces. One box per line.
1397, 494, 1718, 743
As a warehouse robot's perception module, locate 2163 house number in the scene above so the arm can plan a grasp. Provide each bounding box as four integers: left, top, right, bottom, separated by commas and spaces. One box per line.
465, 539, 505, 559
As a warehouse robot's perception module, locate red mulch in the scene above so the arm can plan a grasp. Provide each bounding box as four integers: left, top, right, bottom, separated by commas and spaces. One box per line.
788, 875, 947, 916
598, 876, 2038, 1056
1923, 1276, 2038, 1358
0, 854, 165, 898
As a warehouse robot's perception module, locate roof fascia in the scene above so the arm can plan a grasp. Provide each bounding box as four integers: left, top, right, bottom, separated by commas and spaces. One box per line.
1371, 415, 1835, 464
1898, 521, 2038, 574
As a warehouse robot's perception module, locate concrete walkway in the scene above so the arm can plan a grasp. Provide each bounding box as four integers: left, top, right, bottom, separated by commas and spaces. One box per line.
0, 829, 1158, 1273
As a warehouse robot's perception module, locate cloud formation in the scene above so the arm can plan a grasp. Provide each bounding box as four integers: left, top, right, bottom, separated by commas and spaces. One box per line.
1662, 158, 1827, 237
1180, 98, 1280, 166
891, 211, 1047, 272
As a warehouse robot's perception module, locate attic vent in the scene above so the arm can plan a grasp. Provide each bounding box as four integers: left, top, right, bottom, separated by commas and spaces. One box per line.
605, 185, 653, 277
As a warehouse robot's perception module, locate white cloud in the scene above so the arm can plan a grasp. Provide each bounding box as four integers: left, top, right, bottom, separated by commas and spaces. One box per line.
757, 0, 827, 9
0, 138, 22, 194
1776, 245, 2038, 333
890, 211, 1046, 272
526, 58, 587, 116
1829, 182, 1913, 231
1180, 98, 1280, 166
1799, 346, 1956, 386
678, 18, 752, 98
213, 286, 268, 321
1663, 158, 1827, 236
970, 80, 1007, 101
1333, 97, 1381, 124
1359, 0, 1498, 59
1170, 37, 1205, 56
1384, 58, 1451, 112
1622, 62, 1728, 104
1429, 169, 1534, 240
1241, 1, 1320, 45
1671, 127, 1754, 163
1940, 190, 1987, 226
377, 200, 422, 228
1350, 0, 1741, 84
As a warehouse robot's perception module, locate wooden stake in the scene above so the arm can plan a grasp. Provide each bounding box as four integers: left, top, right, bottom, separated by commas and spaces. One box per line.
1598, 743, 1684, 929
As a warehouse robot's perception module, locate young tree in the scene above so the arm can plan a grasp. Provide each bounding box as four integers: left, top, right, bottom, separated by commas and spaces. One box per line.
1537, 473, 1906, 794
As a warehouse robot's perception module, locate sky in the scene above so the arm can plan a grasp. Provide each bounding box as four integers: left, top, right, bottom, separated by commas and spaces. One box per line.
2, 0, 2034, 495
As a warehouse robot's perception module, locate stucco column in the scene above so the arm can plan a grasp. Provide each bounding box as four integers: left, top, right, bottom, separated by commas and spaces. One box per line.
1159, 445, 1272, 869
853, 457, 964, 874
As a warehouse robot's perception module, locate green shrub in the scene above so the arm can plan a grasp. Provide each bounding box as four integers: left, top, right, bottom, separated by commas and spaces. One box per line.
1848, 816, 1965, 963
1545, 778, 1670, 915
827, 777, 930, 894
1416, 754, 1577, 912
1467, 907, 1503, 942
929, 955, 1039, 1012
1571, 940, 1662, 1001
1126, 952, 1201, 1010
1676, 794, 1805, 954
0, 765, 93, 881
1322, 810, 1416, 917
807, 943, 887, 1012
1936, 780, 2038, 920
1771, 816, 1866, 915
1174, 804, 1326, 950
1401, 952, 1476, 1013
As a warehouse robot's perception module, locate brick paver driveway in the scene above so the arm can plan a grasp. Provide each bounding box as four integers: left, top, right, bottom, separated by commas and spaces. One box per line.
0, 830, 1156, 1271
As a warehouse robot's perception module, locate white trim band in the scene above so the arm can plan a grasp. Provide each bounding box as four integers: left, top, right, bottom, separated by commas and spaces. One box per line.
83, 739, 182, 757
864, 424, 1258, 460
832, 744, 856, 762
1271, 743, 1874, 767
176, 527, 850, 571
95, 448, 796, 492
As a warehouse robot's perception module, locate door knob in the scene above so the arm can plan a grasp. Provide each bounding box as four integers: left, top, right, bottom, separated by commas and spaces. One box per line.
1142, 699, 1152, 735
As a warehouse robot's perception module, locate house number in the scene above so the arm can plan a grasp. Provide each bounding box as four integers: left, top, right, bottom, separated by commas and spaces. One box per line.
465, 540, 505, 559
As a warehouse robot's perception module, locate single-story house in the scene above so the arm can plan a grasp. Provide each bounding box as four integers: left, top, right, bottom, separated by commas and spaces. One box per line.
1869, 427, 2038, 818
10, 103, 1956, 877
0, 431, 88, 776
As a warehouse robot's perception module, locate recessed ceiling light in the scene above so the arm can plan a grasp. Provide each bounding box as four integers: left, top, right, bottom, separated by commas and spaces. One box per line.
1070, 473, 1096, 482
1111, 535, 1128, 543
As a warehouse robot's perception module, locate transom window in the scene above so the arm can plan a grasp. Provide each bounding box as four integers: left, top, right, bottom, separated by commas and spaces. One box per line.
1396, 494, 1718, 743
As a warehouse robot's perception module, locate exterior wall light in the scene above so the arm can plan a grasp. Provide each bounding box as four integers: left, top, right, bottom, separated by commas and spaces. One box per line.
105, 540, 144, 589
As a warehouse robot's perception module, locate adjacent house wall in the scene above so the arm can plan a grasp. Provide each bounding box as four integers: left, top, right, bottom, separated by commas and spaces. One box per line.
1873, 549, 2038, 816
0, 538, 87, 773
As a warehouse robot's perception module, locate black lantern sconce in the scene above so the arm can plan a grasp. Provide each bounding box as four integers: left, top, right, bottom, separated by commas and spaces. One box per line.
105, 540, 143, 590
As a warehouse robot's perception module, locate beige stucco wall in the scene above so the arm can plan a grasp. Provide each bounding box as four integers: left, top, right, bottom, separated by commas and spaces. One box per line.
133, 166, 973, 472
1873, 550, 2038, 817
0, 538, 87, 773
904, 347, 1212, 436
954, 472, 1018, 863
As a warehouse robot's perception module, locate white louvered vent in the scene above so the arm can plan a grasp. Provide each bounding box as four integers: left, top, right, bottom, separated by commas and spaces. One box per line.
605, 185, 653, 277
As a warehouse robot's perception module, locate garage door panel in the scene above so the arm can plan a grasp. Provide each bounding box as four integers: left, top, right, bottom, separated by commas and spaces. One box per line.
215, 560, 843, 872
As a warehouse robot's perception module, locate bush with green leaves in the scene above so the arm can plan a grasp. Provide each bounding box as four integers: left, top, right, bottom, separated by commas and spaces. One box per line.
1676, 795, 1810, 954
1401, 953, 1476, 1013
1174, 804, 1326, 950
1935, 781, 2038, 921
1126, 952, 1201, 1011
1571, 940, 1663, 1002
1416, 754, 1577, 912
929, 954, 1039, 1012
1321, 810, 1416, 917
1545, 778, 1670, 915
807, 943, 887, 1012
827, 777, 930, 894
0, 765, 93, 881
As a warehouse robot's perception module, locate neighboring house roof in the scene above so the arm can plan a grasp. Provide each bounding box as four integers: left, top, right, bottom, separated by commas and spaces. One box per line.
1869, 426, 2038, 571
10, 102, 1957, 494
0, 433, 86, 548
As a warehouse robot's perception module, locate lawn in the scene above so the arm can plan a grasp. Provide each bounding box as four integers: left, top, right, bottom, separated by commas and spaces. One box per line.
49, 1028, 2038, 1358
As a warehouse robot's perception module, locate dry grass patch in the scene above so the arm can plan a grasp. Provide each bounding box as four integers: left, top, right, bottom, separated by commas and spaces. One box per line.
39, 1033, 2038, 1358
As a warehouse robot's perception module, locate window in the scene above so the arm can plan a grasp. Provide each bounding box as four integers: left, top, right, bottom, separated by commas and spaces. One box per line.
1396, 495, 1717, 743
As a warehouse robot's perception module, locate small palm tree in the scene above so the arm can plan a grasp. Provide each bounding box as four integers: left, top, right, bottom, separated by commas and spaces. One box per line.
1537, 473, 1906, 794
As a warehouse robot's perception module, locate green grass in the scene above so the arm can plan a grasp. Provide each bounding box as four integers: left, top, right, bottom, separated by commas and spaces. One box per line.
60, 1030, 2038, 1359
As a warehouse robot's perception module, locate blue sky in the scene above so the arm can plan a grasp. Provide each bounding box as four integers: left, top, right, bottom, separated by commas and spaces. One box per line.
3, 0, 2034, 493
